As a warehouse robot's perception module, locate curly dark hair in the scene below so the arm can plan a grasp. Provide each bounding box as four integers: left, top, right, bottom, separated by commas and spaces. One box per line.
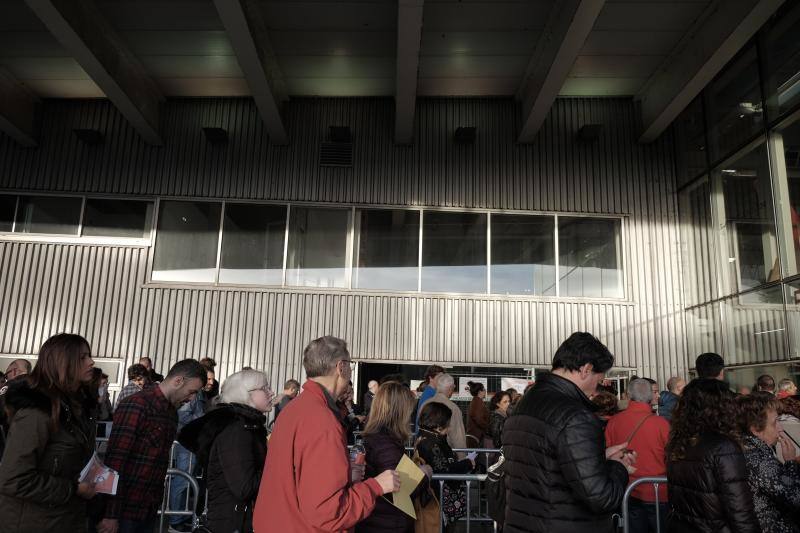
592, 391, 619, 418
667, 378, 740, 462
490, 391, 511, 411
780, 395, 800, 419
737, 392, 781, 434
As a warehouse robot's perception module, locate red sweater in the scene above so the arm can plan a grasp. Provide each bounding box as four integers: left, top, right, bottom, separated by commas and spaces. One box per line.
253, 380, 382, 532
605, 401, 669, 503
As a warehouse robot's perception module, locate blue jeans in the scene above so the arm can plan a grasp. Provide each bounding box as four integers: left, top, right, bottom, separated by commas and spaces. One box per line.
169, 443, 196, 525
118, 515, 157, 533
628, 497, 668, 533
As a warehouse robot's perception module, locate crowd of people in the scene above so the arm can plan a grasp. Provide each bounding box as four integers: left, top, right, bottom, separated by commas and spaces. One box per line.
0, 331, 799, 532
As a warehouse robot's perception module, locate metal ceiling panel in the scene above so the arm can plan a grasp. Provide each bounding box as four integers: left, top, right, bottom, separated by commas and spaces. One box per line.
1, 56, 89, 80
570, 54, 664, 78
96, 1, 224, 31
279, 56, 394, 79
417, 76, 519, 96
581, 30, 682, 55
261, 2, 396, 31
419, 55, 529, 78
20, 78, 103, 97
140, 55, 243, 79
155, 77, 251, 96
0, 31, 67, 57
283, 77, 394, 96
559, 77, 646, 96
594, 1, 711, 31
118, 30, 234, 56
422, 1, 553, 31
269, 30, 395, 56
420, 30, 539, 56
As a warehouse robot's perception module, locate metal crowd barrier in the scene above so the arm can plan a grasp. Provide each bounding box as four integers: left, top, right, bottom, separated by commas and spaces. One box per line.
159, 468, 201, 531
99, 437, 500, 532
621, 477, 669, 533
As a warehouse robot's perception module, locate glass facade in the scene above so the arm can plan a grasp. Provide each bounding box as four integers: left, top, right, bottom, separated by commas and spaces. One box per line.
286, 207, 350, 288
145, 201, 624, 298
490, 214, 555, 296
0, 195, 15, 232
82, 199, 153, 239
152, 201, 222, 283
558, 217, 623, 299
353, 209, 419, 291
421, 211, 487, 293
219, 203, 286, 285
677, 2, 800, 374
15, 196, 82, 235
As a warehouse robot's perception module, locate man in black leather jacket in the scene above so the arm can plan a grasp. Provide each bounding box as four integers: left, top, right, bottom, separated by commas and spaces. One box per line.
503, 332, 635, 533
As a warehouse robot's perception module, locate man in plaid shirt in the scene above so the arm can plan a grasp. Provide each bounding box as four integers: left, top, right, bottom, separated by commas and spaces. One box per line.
97, 359, 207, 533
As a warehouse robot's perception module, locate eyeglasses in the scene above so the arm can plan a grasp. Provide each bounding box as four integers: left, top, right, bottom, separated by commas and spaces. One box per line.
249, 385, 274, 395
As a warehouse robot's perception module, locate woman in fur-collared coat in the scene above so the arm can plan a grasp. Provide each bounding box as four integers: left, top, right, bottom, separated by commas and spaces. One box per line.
0, 334, 98, 533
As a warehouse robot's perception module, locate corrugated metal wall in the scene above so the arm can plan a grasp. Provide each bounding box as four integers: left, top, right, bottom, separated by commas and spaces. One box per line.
0, 97, 686, 386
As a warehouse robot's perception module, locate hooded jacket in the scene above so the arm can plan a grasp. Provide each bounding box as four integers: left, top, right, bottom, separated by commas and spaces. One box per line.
179, 403, 268, 533
0, 380, 96, 533
502, 373, 629, 533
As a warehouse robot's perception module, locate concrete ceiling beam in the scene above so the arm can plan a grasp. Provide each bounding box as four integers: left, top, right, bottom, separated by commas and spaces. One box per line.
395, 0, 424, 145
0, 69, 39, 148
214, 0, 289, 145
25, 0, 164, 145
516, 0, 605, 144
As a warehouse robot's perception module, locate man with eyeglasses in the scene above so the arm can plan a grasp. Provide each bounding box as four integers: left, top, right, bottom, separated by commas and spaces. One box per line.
254, 336, 400, 532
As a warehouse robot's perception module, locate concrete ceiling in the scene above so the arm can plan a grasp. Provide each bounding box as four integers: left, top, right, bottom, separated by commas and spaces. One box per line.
0, 0, 787, 147
0, 0, 712, 99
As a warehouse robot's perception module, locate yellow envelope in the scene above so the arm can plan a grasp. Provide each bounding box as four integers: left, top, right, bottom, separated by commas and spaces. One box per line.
382, 453, 426, 519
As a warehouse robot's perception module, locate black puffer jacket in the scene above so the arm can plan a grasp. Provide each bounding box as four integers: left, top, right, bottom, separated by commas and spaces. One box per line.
502, 373, 628, 533
667, 432, 759, 533
178, 403, 268, 533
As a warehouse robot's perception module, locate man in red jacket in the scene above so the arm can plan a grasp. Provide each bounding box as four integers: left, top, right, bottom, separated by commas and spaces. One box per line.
605, 377, 670, 533
253, 336, 400, 532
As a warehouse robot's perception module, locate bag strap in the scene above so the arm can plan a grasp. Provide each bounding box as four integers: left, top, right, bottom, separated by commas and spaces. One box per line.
624, 414, 654, 445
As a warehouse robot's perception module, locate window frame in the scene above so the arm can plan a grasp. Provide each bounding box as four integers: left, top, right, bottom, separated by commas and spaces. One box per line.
0, 191, 156, 247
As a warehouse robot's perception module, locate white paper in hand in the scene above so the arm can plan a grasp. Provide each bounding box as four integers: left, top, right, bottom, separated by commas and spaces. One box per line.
79, 452, 119, 495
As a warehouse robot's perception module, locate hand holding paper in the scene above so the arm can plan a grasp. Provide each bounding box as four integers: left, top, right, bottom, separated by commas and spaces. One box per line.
79, 452, 119, 495
467, 451, 478, 462
382, 453, 426, 519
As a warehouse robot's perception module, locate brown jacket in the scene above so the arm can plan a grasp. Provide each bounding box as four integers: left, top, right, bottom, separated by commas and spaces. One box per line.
466, 396, 489, 443
0, 381, 96, 533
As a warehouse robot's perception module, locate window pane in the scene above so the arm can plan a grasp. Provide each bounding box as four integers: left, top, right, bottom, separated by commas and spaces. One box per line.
152, 201, 221, 283
674, 97, 708, 187
421, 211, 487, 293
82, 199, 153, 238
219, 203, 286, 285
490, 214, 555, 296
773, 120, 800, 277
764, 3, 800, 120
558, 217, 623, 298
354, 209, 419, 291
15, 196, 82, 235
678, 179, 718, 306
722, 286, 786, 365
717, 143, 779, 293
706, 46, 764, 162
0, 195, 16, 232
286, 207, 349, 288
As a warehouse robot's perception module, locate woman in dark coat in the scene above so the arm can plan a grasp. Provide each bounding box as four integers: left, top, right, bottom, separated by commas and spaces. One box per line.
487, 390, 510, 448
737, 392, 800, 532
415, 402, 476, 532
465, 381, 489, 448
666, 378, 760, 533
356, 381, 431, 533
0, 333, 98, 533
179, 369, 273, 533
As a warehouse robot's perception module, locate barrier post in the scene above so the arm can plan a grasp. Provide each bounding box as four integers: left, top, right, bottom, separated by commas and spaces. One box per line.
621, 477, 668, 533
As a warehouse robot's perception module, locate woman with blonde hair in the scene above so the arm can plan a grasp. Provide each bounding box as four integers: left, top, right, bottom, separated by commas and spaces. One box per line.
179, 368, 274, 533
0, 333, 97, 533
356, 381, 431, 533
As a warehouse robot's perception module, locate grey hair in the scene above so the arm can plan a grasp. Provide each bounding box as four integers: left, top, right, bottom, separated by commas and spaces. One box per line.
220, 369, 268, 408
436, 373, 455, 393
778, 378, 796, 392
628, 378, 653, 403
302, 336, 349, 378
